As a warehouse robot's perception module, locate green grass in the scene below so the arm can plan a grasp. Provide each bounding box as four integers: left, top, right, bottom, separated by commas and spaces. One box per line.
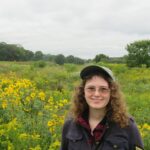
0, 61, 149, 149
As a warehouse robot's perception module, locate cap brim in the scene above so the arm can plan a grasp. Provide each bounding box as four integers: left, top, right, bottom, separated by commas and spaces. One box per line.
80, 65, 114, 80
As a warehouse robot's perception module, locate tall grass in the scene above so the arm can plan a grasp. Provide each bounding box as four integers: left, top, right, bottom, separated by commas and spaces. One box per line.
0, 61, 149, 149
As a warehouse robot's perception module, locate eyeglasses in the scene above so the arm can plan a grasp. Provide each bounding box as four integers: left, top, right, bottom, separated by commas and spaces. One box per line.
84, 86, 110, 94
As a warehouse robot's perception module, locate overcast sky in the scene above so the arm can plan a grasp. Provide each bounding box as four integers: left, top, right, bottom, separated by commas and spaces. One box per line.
0, 0, 150, 59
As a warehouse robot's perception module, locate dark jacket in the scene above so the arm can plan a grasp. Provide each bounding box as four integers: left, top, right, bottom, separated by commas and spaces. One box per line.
60, 118, 144, 150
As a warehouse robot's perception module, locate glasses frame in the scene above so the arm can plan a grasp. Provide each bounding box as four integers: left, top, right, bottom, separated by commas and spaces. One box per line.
84, 86, 110, 95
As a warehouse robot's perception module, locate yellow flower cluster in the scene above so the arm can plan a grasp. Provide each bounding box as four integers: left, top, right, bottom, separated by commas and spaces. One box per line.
0, 76, 49, 111
29, 145, 41, 150
38, 91, 46, 101
0, 77, 35, 108
47, 97, 69, 110
0, 118, 18, 137
19, 133, 40, 140
48, 140, 60, 150
0, 74, 70, 149
138, 123, 150, 138
46, 98, 69, 135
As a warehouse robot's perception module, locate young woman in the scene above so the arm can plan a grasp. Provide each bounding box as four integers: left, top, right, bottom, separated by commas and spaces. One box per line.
60, 65, 144, 150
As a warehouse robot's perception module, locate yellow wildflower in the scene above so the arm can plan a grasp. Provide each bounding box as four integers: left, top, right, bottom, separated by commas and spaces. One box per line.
19, 133, 29, 139
30, 92, 36, 98
47, 121, 54, 127
2, 100, 7, 109
29, 145, 41, 150
38, 92, 46, 101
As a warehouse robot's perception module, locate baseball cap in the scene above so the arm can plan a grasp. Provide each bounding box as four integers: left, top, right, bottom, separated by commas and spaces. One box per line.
80, 65, 115, 81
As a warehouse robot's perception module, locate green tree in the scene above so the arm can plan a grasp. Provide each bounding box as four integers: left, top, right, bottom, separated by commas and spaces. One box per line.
24, 50, 34, 60
34, 51, 44, 60
74, 57, 85, 64
0, 42, 34, 61
0, 42, 23, 61
126, 40, 150, 67
54, 54, 65, 65
43, 54, 55, 61
66, 55, 75, 63
94, 54, 109, 63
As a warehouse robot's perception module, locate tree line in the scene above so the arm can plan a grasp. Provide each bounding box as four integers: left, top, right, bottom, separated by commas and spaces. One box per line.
1, 40, 150, 67
0, 42, 85, 64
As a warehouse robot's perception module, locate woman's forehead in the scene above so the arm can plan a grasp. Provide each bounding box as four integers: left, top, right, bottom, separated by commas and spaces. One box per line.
85, 75, 109, 86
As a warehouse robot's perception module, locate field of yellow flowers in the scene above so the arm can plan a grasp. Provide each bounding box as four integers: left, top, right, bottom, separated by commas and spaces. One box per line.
0, 73, 70, 150
0, 61, 150, 150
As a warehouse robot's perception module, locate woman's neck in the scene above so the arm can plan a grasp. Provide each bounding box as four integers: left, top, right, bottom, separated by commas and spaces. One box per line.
88, 108, 106, 132
89, 108, 106, 121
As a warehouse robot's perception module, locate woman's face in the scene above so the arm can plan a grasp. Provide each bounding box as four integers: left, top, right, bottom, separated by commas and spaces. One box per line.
84, 75, 110, 111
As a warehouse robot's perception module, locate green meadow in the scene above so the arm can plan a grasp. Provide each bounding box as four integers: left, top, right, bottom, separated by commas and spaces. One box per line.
0, 61, 150, 150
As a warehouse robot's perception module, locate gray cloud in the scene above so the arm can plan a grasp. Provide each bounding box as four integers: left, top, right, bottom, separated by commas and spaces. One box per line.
0, 0, 150, 59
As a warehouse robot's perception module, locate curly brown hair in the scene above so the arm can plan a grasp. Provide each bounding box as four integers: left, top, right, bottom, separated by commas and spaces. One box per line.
69, 74, 129, 128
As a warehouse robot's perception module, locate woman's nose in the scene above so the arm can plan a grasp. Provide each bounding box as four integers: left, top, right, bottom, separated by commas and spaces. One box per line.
94, 89, 101, 96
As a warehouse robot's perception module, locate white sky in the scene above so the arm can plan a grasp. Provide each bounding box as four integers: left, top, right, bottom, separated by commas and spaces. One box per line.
0, 0, 150, 59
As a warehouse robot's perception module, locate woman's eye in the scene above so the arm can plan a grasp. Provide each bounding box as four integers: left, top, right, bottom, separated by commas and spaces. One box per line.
100, 88, 110, 93
88, 87, 95, 90
86, 87, 95, 91
101, 88, 107, 91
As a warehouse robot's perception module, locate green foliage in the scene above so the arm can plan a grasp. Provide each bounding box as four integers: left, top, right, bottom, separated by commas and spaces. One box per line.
54, 54, 65, 65
33, 61, 47, 68
0, 76, 70, 149
66, 55, 85, 64
108, 56, 126, 64
64, 64, 78, 72
0, 42, 34, 61
34, 51, 44, 61
0, 42, 86, 64
126, 40, 150, 67
66, 55, 74, 63
94, 54, 109, 63
0, 62, 150, 149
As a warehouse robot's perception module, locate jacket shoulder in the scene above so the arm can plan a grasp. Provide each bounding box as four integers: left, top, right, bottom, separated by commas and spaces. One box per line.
64, 118, 83, 140
126, 117, 144, 149
60, 119, 74, 150
63, 118, 73, 129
